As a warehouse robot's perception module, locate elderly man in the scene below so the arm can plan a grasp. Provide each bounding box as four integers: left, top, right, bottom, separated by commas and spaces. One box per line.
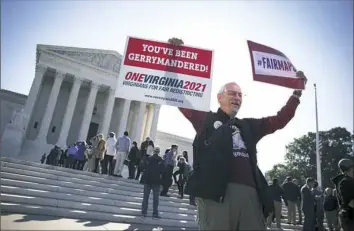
168, 38, 307, 230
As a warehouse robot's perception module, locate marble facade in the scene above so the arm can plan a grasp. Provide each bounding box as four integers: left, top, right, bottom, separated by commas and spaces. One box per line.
0, 44, 191, 162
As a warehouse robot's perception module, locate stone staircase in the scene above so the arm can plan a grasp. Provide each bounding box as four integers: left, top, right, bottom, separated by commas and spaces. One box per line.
0, 157, 316, 230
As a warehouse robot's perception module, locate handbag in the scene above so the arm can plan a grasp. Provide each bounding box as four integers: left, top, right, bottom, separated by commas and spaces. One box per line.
123, 159, 129, 166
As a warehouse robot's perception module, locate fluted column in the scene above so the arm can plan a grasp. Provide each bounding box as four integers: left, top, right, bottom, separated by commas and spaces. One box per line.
78, 83, 99, 141
36, 72, 64, 143
117, 99, 131, 137
149, 104, 161, 142
100, 88, 115, 137
141, 106, 148, 140
143, 104, 154, 140
57, 78, 82, 148
23, 64, 47, 131
131, 102, 146, 144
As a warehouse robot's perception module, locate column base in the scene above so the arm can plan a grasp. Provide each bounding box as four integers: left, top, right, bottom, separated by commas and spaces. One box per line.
19, 139, 54, 162
0, 125, 25, 158
56, 140, 68, 150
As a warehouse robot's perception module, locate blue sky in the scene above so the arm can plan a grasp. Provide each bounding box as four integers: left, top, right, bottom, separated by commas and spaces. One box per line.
1, 0, 353, 173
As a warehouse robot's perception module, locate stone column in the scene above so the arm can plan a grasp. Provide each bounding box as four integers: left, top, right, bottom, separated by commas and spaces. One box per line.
23, 64, 47, 131
131, 102, 146, 144
36, 72, 65, 143
56, 78, 82, 148
78, 83, 99, 141
117, 99, 131, 137
143, 104, 154, 140
149, 104, 161, 142
100, 88, 115, 137
141, 106, 148, 140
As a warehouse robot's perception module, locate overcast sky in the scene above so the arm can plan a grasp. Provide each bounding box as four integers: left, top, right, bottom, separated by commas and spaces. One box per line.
1, 0, 353, 173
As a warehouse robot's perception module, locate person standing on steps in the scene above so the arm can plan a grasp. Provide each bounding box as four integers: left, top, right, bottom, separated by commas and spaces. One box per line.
301, 177, 316, 231
161, 144, 178, 197
267, 178, 286, 229
167, 37, 308, 230
292, 178, 303, 225
114, 131, 131, 177
331, 158, 354, 231
141, 147, 164, 219
313, 181, 325, 231
282, 176, 300, 225
127, 141, 139, 179
136, 137, 152, 180
103, 132, 117, 175
323, 187, 340, 231
93, 134, 106, 174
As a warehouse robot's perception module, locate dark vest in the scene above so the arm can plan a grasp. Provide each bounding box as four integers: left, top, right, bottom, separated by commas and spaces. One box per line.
186, 110, 272, 218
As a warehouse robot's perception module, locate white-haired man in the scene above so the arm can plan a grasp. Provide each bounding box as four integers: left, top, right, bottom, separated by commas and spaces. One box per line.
168, 38, 307, 230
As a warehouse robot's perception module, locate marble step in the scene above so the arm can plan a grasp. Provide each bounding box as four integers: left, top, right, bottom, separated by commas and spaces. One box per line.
0, 174, 193, 211
0, 165, 184, 200
0, 184, 197, 216
1, 201, 301, 231
1, 157, 156, 191
0, 193, 196, 222
1, 212, 192, 231
1, 202, 197, 229
0, 159, 292, 212
0, 167, 185, 199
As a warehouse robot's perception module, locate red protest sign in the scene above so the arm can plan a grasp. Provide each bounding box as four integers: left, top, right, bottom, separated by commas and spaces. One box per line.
247, 40, 305, 90
123, 37, 213, 79
116, 36, 214, 112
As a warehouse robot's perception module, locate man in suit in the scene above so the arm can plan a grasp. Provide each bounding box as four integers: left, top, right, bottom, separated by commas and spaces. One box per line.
301, 177, 316, 231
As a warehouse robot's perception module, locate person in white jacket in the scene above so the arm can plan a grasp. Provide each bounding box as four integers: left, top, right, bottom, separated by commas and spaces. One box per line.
103, 132, 117, 175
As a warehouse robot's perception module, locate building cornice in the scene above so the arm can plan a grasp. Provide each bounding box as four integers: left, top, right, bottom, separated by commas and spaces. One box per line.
39, 49, 120, 77
156, 130, 193, 146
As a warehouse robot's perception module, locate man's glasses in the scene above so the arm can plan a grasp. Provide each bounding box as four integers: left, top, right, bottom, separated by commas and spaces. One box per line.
224, 90, 243, 98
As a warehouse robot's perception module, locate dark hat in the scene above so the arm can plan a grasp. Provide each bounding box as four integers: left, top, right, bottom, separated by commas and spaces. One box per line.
338, 158, 354, 172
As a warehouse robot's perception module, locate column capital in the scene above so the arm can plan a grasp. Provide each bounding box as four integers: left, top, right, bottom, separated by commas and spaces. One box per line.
154, 104, 161, 111
91, 83, 100, 90
73, 77, 83, 85
107, 87, 115, 94
55, 71, 66, 79
35, 64, 47, 74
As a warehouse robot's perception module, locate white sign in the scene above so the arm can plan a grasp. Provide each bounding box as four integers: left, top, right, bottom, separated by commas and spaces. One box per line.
116, 36, 214, 112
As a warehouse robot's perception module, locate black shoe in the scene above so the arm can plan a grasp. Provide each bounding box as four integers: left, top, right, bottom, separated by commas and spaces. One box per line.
117, 175, 123, 178
141, 213, 147, 218
152, 214, 161, 219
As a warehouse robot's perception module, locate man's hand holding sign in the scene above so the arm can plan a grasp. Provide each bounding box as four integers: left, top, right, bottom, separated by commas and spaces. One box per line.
247, 40, 307, 91
167, 38, 308, 230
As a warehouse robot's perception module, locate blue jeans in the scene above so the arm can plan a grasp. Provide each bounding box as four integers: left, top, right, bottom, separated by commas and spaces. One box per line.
141, 184, 160, 215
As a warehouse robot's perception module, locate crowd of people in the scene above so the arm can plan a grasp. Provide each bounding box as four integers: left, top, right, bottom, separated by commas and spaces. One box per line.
41, 131, 194, 219
268, 158, 354, 231
268, 177, 339, 231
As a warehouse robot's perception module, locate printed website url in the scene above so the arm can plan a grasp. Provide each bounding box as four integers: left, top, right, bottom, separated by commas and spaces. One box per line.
144, 94, 183, 104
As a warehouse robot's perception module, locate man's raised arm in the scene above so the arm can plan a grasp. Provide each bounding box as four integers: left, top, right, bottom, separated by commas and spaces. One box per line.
167, 38, 209, 135
248, 72, 307, 143
178, 108, 208, 134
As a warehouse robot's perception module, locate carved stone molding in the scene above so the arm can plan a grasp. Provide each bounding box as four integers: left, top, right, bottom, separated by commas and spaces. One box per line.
47, 49, 121, 74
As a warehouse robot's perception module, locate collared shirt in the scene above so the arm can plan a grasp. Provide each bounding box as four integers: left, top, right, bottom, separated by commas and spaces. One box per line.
116, 135, 131, 153
164, 150, 175, 166
106, 137, 117, 156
